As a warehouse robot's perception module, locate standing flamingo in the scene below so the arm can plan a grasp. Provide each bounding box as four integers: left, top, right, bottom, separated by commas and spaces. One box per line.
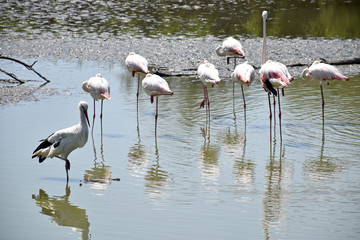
231, 61, 255, 125
125, 52, 150, 112
82, 73, 110, 135
32, 101, 90, 182
260, 10, 293, 141
301, 61, 349, 125
198, 60, 221, 121
142, 73, 173, 136
216, 37, 245, 65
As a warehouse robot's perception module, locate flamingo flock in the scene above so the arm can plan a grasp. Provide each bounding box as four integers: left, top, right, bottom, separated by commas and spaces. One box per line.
31, 11, 350, 181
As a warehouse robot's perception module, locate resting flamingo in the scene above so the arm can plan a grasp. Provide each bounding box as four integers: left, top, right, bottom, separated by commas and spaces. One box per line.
198, 60, 221, 121
125, 52, 150, 111
32, 101, 90, 182
301, 61, 349, 125
216, 37, 245, 65
82, 73, 110, 135
231, 61, 255, 125
142, 73, 173, 136
259, 11, 293, 141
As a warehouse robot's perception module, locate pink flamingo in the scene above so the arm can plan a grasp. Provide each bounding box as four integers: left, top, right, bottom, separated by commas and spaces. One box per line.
82, 73, 110, 135
302, 61, 349, 125
197, 60, 221, 121
260, 11, 293, 141
216, 37, 245, 64
231, 61, 255, 125
125, 52, 150, 111
142, 74, 173, 136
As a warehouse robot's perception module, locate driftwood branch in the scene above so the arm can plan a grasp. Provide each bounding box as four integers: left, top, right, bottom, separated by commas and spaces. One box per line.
0, 55, 50, 82
0, 68, 25, 83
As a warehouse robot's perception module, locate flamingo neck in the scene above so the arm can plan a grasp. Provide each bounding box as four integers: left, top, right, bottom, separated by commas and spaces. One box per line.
216, 46, 226, 56
262, 21, 267, 65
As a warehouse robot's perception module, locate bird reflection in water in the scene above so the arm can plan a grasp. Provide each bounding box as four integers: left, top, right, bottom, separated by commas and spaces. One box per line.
262, 136, 291, 240
32, 185, 90, 240
83, 134, 113, 191
223, 126, 255, 189
200, 135, 221, 185
303, 128, 344, 182
144, 139, 172, 204
127, 124, 151, 177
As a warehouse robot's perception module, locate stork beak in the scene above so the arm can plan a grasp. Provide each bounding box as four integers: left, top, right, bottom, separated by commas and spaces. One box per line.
84, 110, 90, 127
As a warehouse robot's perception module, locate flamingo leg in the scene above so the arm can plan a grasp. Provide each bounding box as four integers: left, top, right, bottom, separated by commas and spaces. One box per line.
268, 92, 272, 142
320, 85, 325, 126
92, 99, 96, 134
200, 85, 206, 108
273, 94, 276, 126
100, 99, 104, 136
155, 97, 159, 137
241, 85, 246, 126
206, 86, 210, 121
278, 88, 282, 142
137, 75, 140, 113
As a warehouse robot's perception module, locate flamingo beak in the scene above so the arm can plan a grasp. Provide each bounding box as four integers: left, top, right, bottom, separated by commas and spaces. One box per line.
84, 110, 90, 127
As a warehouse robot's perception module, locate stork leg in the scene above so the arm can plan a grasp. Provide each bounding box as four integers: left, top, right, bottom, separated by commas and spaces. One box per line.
320, 85, 325, 126
155, 97, 159, 137
241, 85, 246, 126
92, 99, 96, 134
65, 159, 70, 182
278, 89, 282, 143
100, 99, 104, 136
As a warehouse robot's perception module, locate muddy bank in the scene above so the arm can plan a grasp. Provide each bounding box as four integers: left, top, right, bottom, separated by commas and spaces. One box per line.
1, 34, 360, 105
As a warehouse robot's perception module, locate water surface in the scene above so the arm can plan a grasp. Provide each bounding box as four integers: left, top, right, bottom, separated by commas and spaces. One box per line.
1, 0, 360, 239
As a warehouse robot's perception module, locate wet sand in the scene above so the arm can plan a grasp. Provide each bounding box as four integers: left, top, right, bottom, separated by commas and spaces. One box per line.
1, 35, 359, 105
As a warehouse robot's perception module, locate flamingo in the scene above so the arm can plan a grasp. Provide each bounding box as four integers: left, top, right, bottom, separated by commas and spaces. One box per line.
231, 61, 255, 125
198, 60, 221, 121
82, 73, 110, 135
142, 73, 173, 136
301, 60, 349, 125
32, 101, 90, 182
125, 52, 150, 111
260, 10, 293, 141
216, 37, 245, 65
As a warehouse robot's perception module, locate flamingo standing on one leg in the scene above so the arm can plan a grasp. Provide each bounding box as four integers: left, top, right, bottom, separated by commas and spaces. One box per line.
302, 61, 349, 125
125, 52, 150, 112
260, 11, 293, 141
197, 60, 221, 121
32, 101, 90, 182
231, 61, 255, 125
142, 73, 173, 136
216, 37, 245, 65
82, 73, 110, 136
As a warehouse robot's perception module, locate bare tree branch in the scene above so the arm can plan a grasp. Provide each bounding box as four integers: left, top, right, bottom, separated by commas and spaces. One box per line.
0, 68, 25, 83
0, 55, 50, 82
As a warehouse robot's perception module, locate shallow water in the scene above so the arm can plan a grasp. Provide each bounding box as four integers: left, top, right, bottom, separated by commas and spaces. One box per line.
1, 0, 360, 239
1, 58, 360, 239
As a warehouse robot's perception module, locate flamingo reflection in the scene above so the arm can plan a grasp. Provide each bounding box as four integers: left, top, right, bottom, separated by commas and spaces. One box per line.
222, 127, 255, 189
32, 185, 90, 240
84, 134, 114, 191
262, 137, 292, 240
144, 141, 172, 204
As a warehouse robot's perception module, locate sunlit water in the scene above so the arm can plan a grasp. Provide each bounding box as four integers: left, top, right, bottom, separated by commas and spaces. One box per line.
1, 0, 360, 239
1, 58, 360, 240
